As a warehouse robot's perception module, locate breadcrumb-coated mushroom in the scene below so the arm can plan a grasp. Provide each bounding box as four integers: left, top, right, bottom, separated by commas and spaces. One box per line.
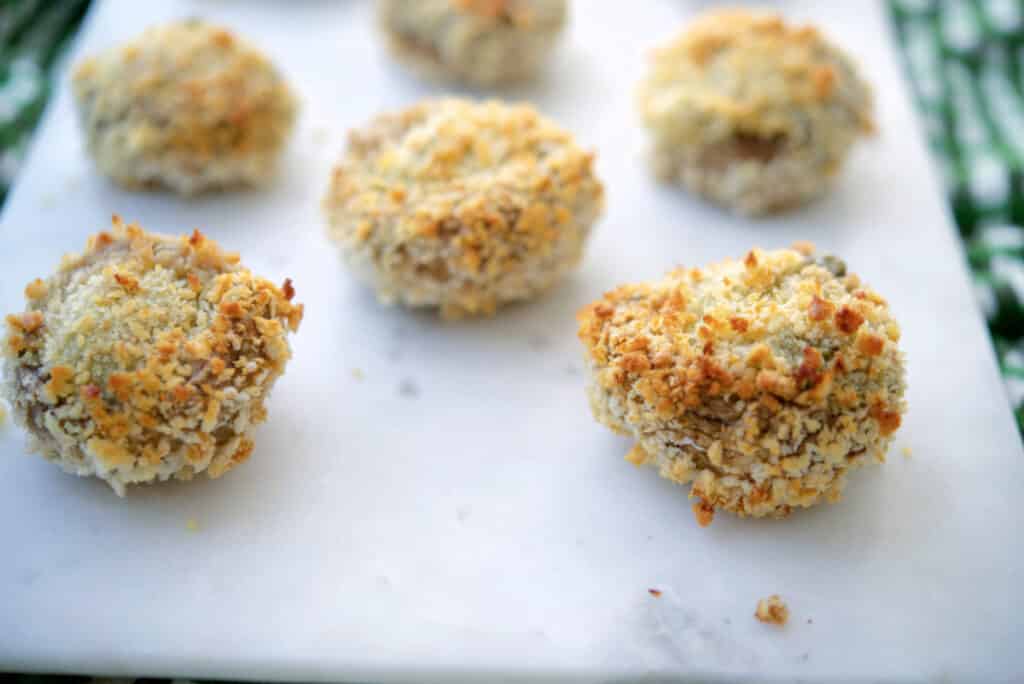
72, 20, 297, 195
636, 9, 873, 215
377, 0, 567, 86
578, 246, 906, 523
324, 98, 604, 319
1, 216, 303, 495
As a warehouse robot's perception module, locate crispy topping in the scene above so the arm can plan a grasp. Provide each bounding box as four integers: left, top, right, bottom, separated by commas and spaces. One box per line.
813, 65, 836, 98
219, 301, 244, 318
113, 272, 139, 293
6, 311, 44, 333
44, 366, 75, 402
835, 305, 864, 334
869, 402, 902, 436
578, 246, 907, 521
791, 240, 815, 256
808, 294, 835, 322
0, 217, 303, 494
24, 279, 48, 300
856, 331, 885, 356
324, 98, 603, 319
71, 20, 297, 194
795, 346, 823, 388
454, 0, 513, 20
638, 9, 875, 141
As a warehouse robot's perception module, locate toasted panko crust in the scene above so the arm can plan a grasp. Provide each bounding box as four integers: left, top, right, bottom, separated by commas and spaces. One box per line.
72, 20, 297, 195
377, 0, 567, 86
636, 9, 873, 215
578, 246, 906, 524
1, 217, 303, 495
324, 98, 604, 319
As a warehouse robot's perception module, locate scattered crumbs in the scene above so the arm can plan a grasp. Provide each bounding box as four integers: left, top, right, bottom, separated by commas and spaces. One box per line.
352, 368, 365, 381
398, 378, 419, 398
456, 505, 472, 522
755, 595, 789, 626
806, 618, 813, 625
901, 446, 912, 458
185, 518, 199, 532
799, 652, 810, 663
648, 588, 662, 598
0, 400, 7, 426
565, 362, 580, 376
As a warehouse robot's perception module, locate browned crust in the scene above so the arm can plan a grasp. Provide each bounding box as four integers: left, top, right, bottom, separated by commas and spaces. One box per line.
579, 245, 907, 522
1, 216, 303, 490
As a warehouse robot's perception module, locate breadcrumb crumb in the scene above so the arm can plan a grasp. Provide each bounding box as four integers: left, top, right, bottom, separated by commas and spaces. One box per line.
185, 518, 200, 532
692, 500, 715, 527
901, 446, 912, 458
755, 595, 789, 626
0, 400, 7, 427
352, 368, 365, 381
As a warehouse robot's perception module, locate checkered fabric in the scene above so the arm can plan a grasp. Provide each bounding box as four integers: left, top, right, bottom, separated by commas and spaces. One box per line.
890, 0, 1024, 431
0, 1, 1021, 683
0, 0, 89, 202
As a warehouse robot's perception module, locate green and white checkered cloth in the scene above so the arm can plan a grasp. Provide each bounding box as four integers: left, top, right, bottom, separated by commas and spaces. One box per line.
0, 1, 1021, 682
0, 0, 89, 203
890, 0, 1024, 432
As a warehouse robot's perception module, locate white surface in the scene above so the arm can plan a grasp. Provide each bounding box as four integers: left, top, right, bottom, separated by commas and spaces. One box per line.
1, 1, 1021, 682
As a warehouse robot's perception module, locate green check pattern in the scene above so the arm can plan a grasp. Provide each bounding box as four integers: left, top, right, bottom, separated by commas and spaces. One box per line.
890, 0, 1024, 432
0, 0, 89, 203
0, 1, 1020, 681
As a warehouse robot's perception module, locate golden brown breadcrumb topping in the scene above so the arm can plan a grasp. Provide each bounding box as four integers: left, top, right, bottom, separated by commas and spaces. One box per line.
453, 0, 531, 24
325, 98, 603, 318
639, 8, 874, 141
1, 216, 302, 493
578, 246, 906, 522
72, 20, 296, 193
